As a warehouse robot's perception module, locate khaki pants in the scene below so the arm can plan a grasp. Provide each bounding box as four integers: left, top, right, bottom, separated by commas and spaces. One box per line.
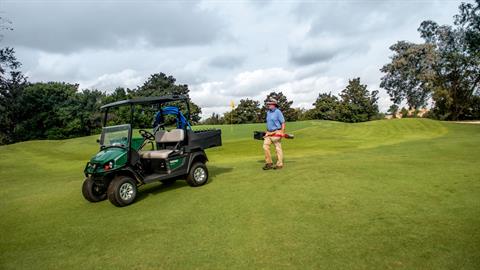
263, 136, 283, 167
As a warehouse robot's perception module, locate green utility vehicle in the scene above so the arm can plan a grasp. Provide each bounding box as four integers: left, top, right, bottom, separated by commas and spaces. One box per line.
82, 95, 222, 207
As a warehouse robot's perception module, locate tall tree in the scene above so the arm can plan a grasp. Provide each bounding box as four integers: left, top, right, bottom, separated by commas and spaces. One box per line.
262, 91, 297, 121
310, 92, 340, 120
338, 78, 379, 123
14, 82, 79, 140
381, 1, 480, 120
234, 98, 262, 124
380, 41, 437, 109
75, 89, 106, 135
0, 47, 27, 144
418, 16, 480, 120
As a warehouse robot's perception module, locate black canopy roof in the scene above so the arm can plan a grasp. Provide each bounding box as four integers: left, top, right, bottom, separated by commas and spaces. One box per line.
100, 95, 188, 109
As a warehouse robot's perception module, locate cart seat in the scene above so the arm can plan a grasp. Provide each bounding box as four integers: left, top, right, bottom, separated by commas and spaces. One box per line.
155, 129, 185, 143
139, 129, 185, 159
139, 149, 173, 159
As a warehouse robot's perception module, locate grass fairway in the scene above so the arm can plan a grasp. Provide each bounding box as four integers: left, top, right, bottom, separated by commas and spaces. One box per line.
1, 119, 479, 269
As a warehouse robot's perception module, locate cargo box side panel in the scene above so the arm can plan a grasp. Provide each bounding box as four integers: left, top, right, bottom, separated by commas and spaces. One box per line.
187, 129, 222, 150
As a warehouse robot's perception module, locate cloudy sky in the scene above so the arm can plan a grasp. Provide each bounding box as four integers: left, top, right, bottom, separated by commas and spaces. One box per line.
1, 0, 465, 117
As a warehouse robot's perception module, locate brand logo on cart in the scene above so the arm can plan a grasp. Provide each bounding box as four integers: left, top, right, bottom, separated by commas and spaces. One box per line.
169, 158, 183, 169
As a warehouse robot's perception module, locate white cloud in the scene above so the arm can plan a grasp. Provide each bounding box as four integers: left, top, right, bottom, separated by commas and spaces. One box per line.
78, 69, 145, 91
277, 76, 347, 108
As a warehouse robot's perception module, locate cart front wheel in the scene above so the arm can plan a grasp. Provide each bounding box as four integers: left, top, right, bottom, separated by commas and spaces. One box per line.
82, 178, 107, 202
107, 175, 137, 207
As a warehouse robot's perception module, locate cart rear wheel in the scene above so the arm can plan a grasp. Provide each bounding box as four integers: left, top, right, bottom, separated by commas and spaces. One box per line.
107, 175, 137, 207
186, 162, 209, 187
82, 178, 107, 202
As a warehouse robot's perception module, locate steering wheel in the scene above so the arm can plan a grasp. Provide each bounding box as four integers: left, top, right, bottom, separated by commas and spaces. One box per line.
139, 129, 155, 141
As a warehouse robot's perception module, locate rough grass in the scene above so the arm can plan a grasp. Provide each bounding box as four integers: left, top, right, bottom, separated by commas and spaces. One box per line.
0, 119, 479, 269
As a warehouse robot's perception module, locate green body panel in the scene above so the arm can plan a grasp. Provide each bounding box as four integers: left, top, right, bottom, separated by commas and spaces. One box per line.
91, 148, 127, 164
85, 148, 127, 175
84, 137, 144, 175
169, 157, 185, 170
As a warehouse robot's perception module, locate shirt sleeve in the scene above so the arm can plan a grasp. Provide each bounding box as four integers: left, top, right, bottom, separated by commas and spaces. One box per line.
278, 110, 285, 123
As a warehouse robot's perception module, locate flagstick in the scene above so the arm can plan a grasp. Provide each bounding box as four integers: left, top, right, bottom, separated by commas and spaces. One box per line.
231, 108, 234, 133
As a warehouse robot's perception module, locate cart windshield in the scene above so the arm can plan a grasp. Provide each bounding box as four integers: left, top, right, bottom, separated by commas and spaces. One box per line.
99, 124, 131, 148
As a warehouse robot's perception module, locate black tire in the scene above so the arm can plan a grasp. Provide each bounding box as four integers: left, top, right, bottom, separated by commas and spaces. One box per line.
107, 175, 137, 207
160, 179, 176, 186
82, 178, 107, 202
186, 162, 209, 187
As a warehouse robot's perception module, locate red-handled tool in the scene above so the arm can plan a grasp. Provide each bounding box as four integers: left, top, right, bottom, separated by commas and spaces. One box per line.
254, 131, 294, 140
269, 133, 294, 139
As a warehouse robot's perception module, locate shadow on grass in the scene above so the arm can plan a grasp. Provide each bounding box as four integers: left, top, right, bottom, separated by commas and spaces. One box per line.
209, 165, 234, 180
256, 159, 296, 164
136, 181, 189, 202
135, 165, 233, 202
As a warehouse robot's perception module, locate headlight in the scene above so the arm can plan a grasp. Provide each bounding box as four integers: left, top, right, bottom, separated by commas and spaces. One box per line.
103, 160, 114, 171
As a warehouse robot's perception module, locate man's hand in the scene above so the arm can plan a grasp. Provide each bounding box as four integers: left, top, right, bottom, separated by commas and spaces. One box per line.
280, 123, 286, 135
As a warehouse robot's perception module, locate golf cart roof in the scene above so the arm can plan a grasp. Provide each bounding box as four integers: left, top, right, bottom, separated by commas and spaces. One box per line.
101, 95, 188, 109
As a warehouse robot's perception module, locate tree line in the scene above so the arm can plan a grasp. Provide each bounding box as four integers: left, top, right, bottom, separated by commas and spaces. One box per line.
204, 78, 381, 125
0, 1, 478, 145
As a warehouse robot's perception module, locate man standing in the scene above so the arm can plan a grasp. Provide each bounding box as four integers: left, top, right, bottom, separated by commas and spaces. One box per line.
263, 98, 285, 170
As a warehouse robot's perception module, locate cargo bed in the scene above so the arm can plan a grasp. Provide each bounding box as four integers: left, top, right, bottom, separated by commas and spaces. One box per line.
185, 129, 222, 151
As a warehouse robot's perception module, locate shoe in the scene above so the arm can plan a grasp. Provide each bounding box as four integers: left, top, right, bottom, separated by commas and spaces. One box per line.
274, 165, 283, 170
262, 163, 273, 170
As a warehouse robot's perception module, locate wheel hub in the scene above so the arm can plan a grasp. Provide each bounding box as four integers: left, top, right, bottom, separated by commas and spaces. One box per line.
93, 184, 102, 194
193, 167, 206, 183
119, 182, 134, 200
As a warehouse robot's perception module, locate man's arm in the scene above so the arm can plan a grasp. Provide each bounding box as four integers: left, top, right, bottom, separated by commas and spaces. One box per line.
278, 110, 285, 134
279, 122, 286, 134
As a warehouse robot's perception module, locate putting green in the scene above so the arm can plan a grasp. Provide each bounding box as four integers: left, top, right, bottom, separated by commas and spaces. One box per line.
1, 119, 479, 269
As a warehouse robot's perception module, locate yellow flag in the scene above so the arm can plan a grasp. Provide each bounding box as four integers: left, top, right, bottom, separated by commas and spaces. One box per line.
230, 100, 235, 109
